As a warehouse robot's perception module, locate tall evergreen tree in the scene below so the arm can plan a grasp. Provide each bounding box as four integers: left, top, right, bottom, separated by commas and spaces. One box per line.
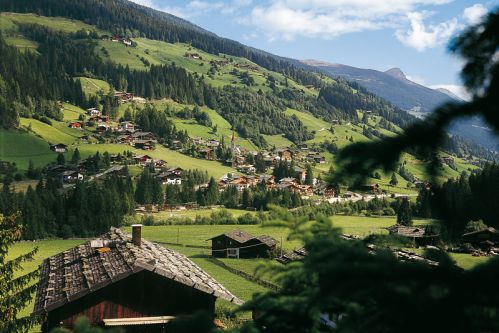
0, 214, 39, 333
397, 197, 412, 226
71, 148, 81, 165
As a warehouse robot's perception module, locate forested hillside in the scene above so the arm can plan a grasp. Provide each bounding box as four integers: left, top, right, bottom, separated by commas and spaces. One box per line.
0, 1, 493, 168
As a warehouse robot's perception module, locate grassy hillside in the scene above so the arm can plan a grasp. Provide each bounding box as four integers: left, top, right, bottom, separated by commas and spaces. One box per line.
0, 12, 107, 34
0, 129, 55, 169
77, 77, 112, 96
0, 11, 481, 188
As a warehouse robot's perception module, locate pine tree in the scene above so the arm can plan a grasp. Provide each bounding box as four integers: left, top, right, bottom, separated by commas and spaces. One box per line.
71, 148, 81, 164
0, 214, 40, 333
397, 197, 412, 226
389, 173, 398, 186
56, 153, 66, 165
305, 164, 314, 185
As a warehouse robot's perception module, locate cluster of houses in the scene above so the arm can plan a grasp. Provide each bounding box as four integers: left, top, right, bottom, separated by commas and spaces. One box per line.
83, 107, 159, 150
218, 173, 332, 198
102, 34, 133, 46
224, 146, 325, 173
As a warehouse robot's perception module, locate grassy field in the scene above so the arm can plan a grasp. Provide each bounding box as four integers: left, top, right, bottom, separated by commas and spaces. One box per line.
0, 129, 55, 170
148, 208, 255, 221
0, 12, 107, 34
4, 36, 38, 52
262, 134, 293, 148
77, 77, 112, 96
19, 118, 83, 145
75, 144, 235, 178
62, 103, 86, 121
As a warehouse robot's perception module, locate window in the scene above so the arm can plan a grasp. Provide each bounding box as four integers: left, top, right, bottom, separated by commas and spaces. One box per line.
227, 248, 239, 258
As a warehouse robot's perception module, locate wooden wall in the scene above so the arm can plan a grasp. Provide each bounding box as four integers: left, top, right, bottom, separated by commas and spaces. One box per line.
43, 270, 215, 332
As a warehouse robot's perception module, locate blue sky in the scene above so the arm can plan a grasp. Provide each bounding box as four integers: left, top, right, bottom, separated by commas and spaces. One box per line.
131, 0, 498, 99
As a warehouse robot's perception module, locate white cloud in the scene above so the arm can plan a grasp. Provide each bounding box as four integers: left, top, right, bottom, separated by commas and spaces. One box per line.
463, 3, 487, 25
395, 12, 462, 52
245, 0, 456, 41
430, 84, 471, 101
405, 74, 426, 85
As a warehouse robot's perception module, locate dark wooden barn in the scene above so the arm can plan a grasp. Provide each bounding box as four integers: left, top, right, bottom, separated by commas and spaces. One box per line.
208, 230, 277, 259
461, 227, 499, 249
33, 226, 242, 333
386, 224, 439, 246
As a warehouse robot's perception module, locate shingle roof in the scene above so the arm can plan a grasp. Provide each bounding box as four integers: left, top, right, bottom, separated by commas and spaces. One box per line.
256, 235, 278, 247
33, 228, 243, 315
208, 230, 277, 248
386, 224, 429, 238
209, 230, 254, 243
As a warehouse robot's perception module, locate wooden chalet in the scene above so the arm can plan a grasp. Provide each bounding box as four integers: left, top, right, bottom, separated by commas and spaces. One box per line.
386, 224, 439, 245
275, 148, 292, 161
33, 226, 242, 332
198, 148, 215, 160
68, 122, 83, 129
50, 143, 68, 153
461, 227, 499, 249
155, 171, 182, 185
133, 132, 156, 141
86, 108, 101, 117
61, 170, 84, 184
134, 140, 156, 151
117, 134, 134, 145
208, 230, 277, 259
119, 121, 135, 132
294, 166, 307, 183
91, 115, 110, 123
134, 155, 152, 166
95, 124, 110, 134
115, 91, 134, 102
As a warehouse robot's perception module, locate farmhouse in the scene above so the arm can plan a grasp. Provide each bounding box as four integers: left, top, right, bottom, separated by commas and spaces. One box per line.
115, 91, 134, 102
132, 132, 156, 141
50, 143, 68, 153
134, 154, 152, 166
119, 121, 135, 132
386, 224, 439, 245
33, 226, 242, 332
208, 229, 277, 258
95, 124, 111, 134
61, 170, 84, 184
275, 148, 292, 161
155, 171, 182, 185
197, 148, 214, 160
86, 108, 101, 117
461, 227, 499, 249
134, 140, 156, 151
116, 135, 133, 145
68, 122, 83, 129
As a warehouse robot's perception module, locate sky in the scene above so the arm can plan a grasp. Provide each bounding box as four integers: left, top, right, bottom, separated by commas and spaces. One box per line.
130, 0, 498, 100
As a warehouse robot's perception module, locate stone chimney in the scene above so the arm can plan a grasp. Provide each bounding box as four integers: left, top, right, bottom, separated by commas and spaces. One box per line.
132, 224, 142, 247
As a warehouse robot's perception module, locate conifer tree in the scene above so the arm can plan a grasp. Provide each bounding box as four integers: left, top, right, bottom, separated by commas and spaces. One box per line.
397, 197, 412, 226
71, 148, 81, 165
56, 153, 66, 166
0, 214, 39, 333
389, 173, 398, 186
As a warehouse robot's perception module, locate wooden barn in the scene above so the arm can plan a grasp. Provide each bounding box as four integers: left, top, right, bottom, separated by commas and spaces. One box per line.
461, 227, 499, 249
33, 225, 242, 333
386, 224, 439, 246
208, 230, 277, 259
